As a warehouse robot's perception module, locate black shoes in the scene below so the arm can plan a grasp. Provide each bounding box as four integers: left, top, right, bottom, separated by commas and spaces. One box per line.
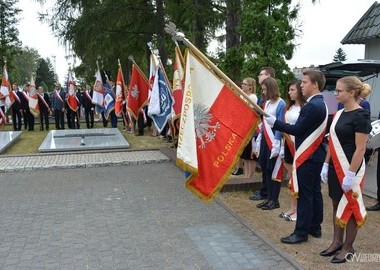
256, 200, 269, 208
330, 249, 355, 263
232, 167, 244, 176
281, 233, 308, 244
249, 193, 267, 201
261, 201, 280, 210
308, 230, 322, 238
366, 203, 380, 211
320, 245, 343, 257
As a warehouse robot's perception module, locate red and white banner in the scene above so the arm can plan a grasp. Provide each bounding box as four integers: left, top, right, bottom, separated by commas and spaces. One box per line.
66, 70, 78, 111
177, 50, 260, 202
171, 46, 185, 121
28, 75, 40, 117
115, 66, 126, 117
126, 64, 149, 120
147, 53, 160, 116
329, 109, 367, 228
0, 63, 14, 108
92, 68, 104, 106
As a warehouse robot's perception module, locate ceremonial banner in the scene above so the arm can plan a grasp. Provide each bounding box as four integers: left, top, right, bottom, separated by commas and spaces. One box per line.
92, 68, 104, 106
172, 46, 185, 121
126, 64, 149, 120
147, 53, 160, 116
115, 66, 126, 117
28, 75, 40, 117
148, 66, 174, 132
0, 63, 14, 108
176, 50, 260, 202
66, 70, 78, 111
103, 82, 115, 119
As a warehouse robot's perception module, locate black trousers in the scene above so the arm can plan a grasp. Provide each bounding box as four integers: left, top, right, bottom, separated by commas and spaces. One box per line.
294, 161, 324, 237
377, 150, 380, 201
85, 108, 94, 128
39, 112, 49, 131
54, 109, 65, 129
11, 108, 22, 131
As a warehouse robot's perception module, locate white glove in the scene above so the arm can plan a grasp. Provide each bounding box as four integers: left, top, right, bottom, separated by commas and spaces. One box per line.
264, 114, 276, 127
254, 139, 261, 157
320, 162, 329, 183
279, 144, 285, 159
342, 170, 355, 192
270, 139, 281, 159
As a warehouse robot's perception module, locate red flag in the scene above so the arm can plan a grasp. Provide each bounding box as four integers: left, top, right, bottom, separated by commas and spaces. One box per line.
28, 75, 40, 117
172, 46, 185, 121
177, 50, 260, 202
115, 66, 126, 117
66, 70, 78, 111
1, 63, 15, 108
126, 64, 149, 120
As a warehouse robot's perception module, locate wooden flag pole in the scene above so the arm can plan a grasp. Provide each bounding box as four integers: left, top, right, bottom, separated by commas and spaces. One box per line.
164, 22, 267, 116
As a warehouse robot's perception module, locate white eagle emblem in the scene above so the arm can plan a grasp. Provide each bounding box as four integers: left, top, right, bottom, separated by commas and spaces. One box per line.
131, 85, 139, 98
194, 103, 220, 148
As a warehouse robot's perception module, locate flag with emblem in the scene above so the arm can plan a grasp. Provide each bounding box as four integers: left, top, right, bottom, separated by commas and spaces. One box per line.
148, 65, 173, 132
127, 63, 149, 120
66, 69, 78, 111
115, 65, 126, 117
92, 67, 104, 106
103, 81, 115, 119
0, 62, 15, 108
28, 75, 40, 117
176, 50, 260, 202
172, 46, 185, 121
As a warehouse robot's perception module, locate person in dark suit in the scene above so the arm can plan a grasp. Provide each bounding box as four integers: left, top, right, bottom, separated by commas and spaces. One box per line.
83, 84, 95, 129
37, 86, 51, 131
20, 83, 30, 130
264, 70, 328, 244
51, 83, 66, 130
11, 83, 23, 131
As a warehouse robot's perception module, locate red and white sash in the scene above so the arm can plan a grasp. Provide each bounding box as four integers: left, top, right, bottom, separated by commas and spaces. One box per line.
54, 90, 64, 103
262, 112, 283, 182
329, 109, 367, 228
84, 90, 92, 103
38, 93, 50, 111
13, 91, 21, 103
290, 103, 328, 197
22, 91, 29, 101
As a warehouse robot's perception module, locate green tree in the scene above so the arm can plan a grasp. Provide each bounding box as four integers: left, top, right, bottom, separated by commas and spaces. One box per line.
0, 0, 22, 67
11, 46, 40, 84
333, 47, 347, 62
36, 58, 56, 91
238, 0, 299, 94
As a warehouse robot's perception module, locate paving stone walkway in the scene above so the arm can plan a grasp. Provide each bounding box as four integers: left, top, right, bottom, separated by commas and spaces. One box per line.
0, 150, 301, 269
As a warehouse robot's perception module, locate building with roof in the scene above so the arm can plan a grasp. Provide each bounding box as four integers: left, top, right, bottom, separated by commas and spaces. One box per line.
342, 1, 380, 118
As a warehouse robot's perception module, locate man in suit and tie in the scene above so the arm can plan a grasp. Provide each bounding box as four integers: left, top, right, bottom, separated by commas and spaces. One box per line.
83, 84, 95, 129
51, 83, 66, 130
264, 70, 328, 244
37, 86, 51, 131
11, 83, 23, 131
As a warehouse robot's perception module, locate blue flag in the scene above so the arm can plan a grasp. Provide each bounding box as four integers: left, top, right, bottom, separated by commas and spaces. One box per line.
103, 82, 115, 119
148, 66, 173, 132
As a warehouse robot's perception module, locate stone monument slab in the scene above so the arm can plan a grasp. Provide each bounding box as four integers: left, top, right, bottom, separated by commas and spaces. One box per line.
39, 128, 130, 152
0, 131, 22, 154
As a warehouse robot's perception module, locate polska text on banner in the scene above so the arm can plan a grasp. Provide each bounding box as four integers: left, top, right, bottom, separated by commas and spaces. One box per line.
176, 50, 261, 202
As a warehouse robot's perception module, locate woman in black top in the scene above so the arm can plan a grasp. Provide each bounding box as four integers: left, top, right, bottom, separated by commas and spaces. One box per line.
320, 76, 372, 263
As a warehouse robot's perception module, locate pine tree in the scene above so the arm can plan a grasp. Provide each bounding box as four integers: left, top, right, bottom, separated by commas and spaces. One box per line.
36, 58, 56, 91
0, 0, 22, 65
333, 48, 347, 62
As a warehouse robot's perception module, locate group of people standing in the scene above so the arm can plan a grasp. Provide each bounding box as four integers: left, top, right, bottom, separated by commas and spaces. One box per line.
236, 66, 376, 264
